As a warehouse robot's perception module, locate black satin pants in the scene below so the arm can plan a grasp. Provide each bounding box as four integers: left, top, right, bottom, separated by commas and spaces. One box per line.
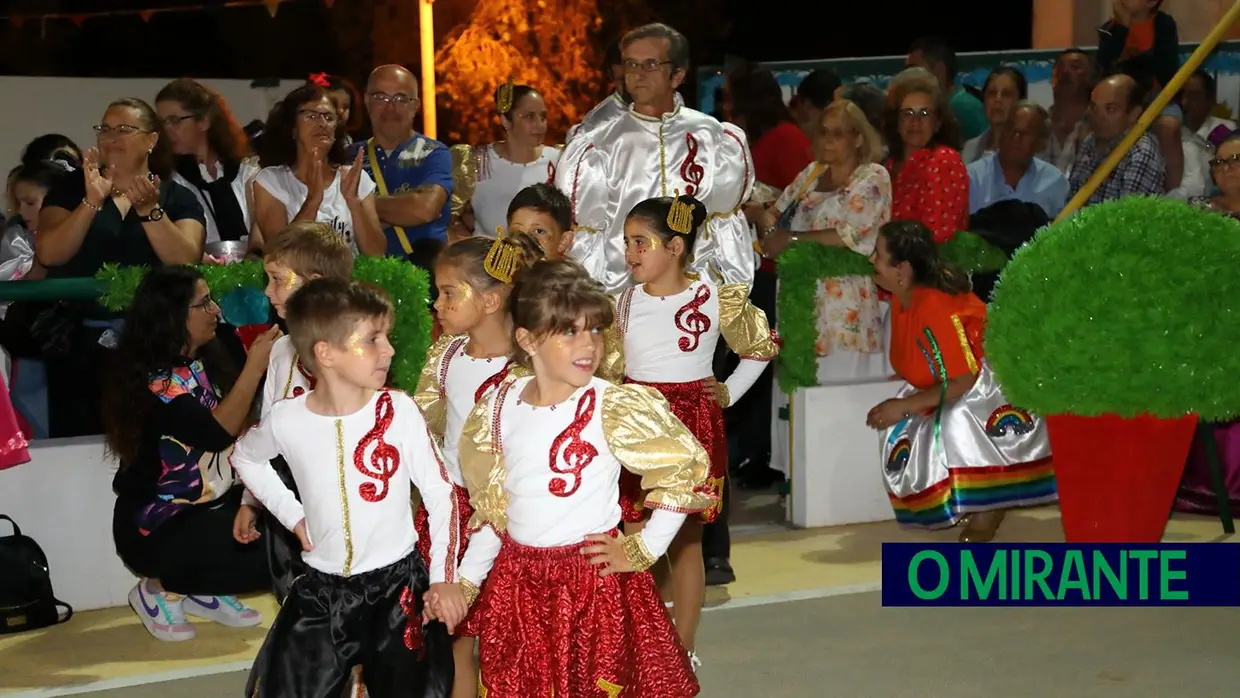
244, 552, 453, 698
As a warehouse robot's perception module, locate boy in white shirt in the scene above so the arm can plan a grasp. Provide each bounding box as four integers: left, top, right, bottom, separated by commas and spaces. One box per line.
232, 278, 466, 697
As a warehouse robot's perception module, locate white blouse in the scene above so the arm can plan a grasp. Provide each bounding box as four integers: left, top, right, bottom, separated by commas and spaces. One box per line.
261, 335, 314, 420
253, 165, 376, 254
470, 144, 559, 238
170, 158, 260, 244
231, 389, 462, 583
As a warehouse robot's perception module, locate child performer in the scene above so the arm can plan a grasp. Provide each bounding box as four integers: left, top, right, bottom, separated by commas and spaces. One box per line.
231, 279, 465, 698
504, 183, 573, 260
433, 259, 712, 697
613, 191, 779, 667
414, 230, 544, 698
233, 221, 355, 602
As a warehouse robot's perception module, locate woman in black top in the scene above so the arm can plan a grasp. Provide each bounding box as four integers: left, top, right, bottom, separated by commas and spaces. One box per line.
32, 98, 206, 437
105, 265, 281, 642
156, 79, 258, 244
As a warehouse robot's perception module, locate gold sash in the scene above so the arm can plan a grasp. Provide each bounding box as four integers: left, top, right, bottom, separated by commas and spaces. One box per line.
365, 138, 414, 255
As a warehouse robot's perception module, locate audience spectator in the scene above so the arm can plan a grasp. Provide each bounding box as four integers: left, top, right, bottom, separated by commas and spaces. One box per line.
884, 74, 968, 243
252, 84, 384, 256
789, 69, 841, 142
20, 134, 83, 172
837, 82, 886, 136
1098, 0, 1179, 93
1, 161, 60, 285
1190, 133, 1240, 217
907, 37, 987, 141
727, 66, 813, 192
156, 79, 259, 244
1180, 70, 1236, 148
962, 66, 1029, 164
105, 266, 275, 641
1068, 73, 1166, 205
352, 65, 453, 257
1048, 48, 1095, 173
309, 73, 363, 144
968, 102, 1069, 218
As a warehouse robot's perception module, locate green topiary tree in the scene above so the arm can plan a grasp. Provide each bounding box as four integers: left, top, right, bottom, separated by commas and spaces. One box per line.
985, 196, 1240, 420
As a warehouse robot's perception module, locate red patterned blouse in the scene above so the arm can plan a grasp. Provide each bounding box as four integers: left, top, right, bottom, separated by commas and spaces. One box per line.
886, 144, 969, 244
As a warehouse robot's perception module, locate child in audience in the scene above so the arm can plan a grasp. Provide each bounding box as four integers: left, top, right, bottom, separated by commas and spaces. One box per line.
613, 192, 779, 668
231, 279, 465, 697
431, 259, 711, 697
413, 230, 544, 698
504, 183, 573, 260
1098, 0, 1179, 91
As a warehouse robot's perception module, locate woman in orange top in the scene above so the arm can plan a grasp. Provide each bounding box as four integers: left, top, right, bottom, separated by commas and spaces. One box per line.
865, 221, 1055, 542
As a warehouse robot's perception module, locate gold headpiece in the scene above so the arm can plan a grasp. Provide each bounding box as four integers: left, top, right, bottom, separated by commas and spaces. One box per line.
484, 226, 520, 284
496, 77, 515, 113
667, 189, 696, 235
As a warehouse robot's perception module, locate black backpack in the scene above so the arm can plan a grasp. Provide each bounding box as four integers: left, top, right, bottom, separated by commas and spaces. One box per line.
0, 515, 72, 633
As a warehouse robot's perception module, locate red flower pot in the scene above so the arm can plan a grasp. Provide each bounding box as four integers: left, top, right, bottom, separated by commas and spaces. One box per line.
1047, 413, 1197, 543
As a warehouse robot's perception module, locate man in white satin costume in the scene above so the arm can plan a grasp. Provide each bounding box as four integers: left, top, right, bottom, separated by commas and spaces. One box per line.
555, 23, 756, 293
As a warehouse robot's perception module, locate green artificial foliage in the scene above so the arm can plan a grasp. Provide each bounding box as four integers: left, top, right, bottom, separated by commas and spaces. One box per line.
986, 196, 1240, 420
774, 231, 1009, 393
96, 258, 434, 392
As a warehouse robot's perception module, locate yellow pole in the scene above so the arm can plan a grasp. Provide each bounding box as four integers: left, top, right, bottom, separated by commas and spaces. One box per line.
1055, 0, 1240, 223
419, 0, 437, 140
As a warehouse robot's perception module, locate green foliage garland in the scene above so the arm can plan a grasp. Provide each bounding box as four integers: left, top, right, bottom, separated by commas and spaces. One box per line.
775, 231, 1009, 393
95, 259, 433, 391
986, 196, 1240, 420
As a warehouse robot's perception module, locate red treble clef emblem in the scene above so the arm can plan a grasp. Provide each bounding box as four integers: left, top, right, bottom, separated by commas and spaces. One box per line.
548, 388, 599, 497
674, 284, 712, 353
474, 360, 515, 403
680, 133, 705, 196
398, 586, 426, 656
353, 391, 401, 502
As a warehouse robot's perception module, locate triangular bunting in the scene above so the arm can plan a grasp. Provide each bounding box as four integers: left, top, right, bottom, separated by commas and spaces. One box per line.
9, 17, 22, 27
323, 0, 336, 7
69, 14, 87, 27
264, 0, 281, 18
139, 10, 154, 22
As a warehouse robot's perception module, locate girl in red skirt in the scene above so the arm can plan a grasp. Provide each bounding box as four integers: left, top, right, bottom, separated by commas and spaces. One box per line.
611, 191, 779, 666
413, 231, 544, 698
431, 259, 712, 697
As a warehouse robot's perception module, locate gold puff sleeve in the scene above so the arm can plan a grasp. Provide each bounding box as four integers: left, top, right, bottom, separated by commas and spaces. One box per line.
449, 144, 478, 222
718, 283, 780, 361
596, 294, 626, 384
413, 333, 464, 441
459, 377, 512, 533
601, 383, 715, 514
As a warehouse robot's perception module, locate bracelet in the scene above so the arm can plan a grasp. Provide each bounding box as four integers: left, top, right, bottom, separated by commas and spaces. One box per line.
459, 578, 480, 607
621, 532, 658, 572
81, 198, 102, 212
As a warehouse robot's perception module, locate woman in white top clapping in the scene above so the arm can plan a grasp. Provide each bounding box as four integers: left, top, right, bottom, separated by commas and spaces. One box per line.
250, 84, 385, 256
450, 80, 559, 239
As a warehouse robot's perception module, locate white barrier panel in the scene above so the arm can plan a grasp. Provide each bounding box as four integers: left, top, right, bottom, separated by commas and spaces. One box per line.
787, 379, 903, 529
0, 437, 137, 611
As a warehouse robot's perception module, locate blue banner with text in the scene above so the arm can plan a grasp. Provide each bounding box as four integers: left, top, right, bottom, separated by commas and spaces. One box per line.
881, 543, 1240, 607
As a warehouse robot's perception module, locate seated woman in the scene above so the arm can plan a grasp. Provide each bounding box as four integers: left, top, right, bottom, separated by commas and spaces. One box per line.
105, 265, 279, 641
865, 221, 1056, 542
251, 84, 384, 256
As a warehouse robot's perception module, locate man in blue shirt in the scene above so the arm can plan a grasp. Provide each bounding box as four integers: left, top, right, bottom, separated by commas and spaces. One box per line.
351, 64, 453, 259
968, 102, 1069, 218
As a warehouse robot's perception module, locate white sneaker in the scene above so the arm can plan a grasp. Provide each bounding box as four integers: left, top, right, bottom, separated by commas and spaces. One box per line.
688, 650, 702, 673
129, 581, 196, 641
183, 595, 263, 627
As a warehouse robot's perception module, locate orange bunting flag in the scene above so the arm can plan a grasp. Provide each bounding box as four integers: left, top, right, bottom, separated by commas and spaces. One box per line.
264, 0, 281, 18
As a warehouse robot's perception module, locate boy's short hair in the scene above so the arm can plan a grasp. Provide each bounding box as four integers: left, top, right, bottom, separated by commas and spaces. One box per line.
285, 278, 393, 375
264, 221, 354, 281
506, 183, 572, 233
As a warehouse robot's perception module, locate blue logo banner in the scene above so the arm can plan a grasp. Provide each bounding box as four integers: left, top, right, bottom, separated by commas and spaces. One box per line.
881, 543, 1240, 607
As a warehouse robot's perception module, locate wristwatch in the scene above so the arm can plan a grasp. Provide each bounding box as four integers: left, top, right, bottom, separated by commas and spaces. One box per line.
138, 206, 165, 222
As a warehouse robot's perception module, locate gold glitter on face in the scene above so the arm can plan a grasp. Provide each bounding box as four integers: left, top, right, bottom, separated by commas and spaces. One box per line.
283, 271, 300, 292
456, 282, 474, 302
346, 332, 365, 357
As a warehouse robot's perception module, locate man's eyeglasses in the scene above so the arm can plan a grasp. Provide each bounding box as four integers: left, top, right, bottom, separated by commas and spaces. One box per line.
622, 59, 673, 73
1209, 153, 1240, 168
368, 92, 416, 106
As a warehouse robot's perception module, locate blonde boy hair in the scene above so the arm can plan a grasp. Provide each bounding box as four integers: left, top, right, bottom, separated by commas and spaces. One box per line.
264, 221, 354, 281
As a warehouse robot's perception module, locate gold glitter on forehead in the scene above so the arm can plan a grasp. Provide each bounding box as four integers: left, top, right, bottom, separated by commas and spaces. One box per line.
346, 332, 365, 357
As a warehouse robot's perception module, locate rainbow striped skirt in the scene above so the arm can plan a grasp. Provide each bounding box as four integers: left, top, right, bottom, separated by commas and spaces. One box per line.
880, 361, 1057, 529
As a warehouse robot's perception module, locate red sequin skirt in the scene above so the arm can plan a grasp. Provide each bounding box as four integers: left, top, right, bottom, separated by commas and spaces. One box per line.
619, 378, 726, 524
414, 483, 474, 576
462, 534, 699, 697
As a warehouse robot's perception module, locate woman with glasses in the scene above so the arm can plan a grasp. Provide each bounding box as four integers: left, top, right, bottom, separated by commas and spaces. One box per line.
449, 80, 558, 240
156, 79, 260, 245
251, 84, 384, 256
33, 97, 206, 438
882, 69, 968, 244
105, 265, 282, 641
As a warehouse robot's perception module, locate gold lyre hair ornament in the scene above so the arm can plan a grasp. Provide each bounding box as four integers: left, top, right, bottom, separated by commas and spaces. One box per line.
496, 77, 515, 113
667, 189, 696, 235
484, 226, 520, 283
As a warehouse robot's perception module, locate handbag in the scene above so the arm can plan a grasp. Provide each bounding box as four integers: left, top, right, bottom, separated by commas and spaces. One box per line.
27, 302, 81, 359
0, 514, 73, 634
